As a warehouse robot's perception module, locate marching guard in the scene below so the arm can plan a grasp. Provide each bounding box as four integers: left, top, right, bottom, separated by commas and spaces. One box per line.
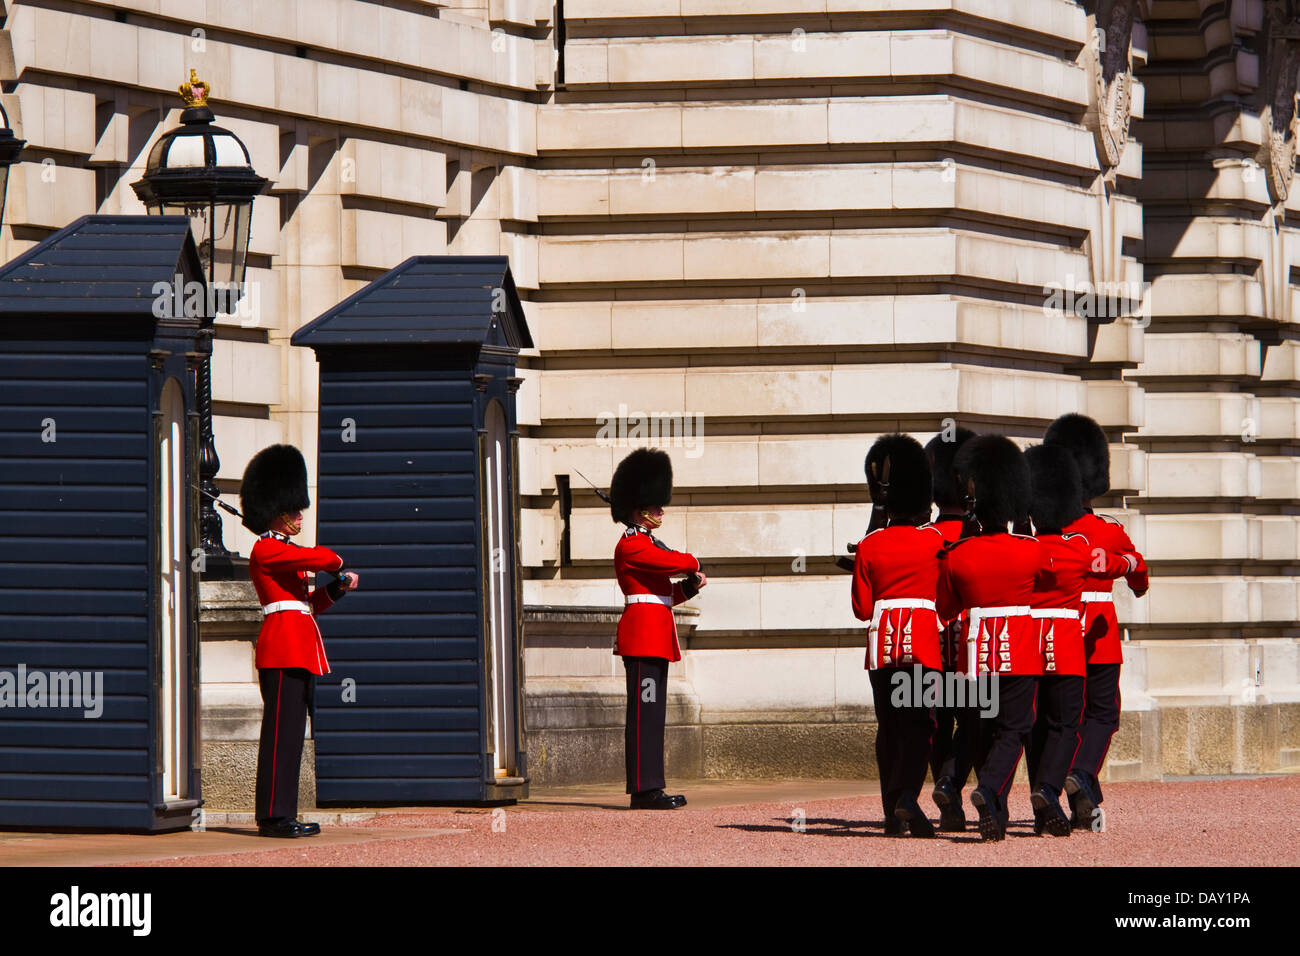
1043, 414, 1149, 829
610, 448, 707, 810
241, 444, 359, 838
937, 435, 1052, 841
925, 426, 977, 831
851, 434, 943, 837
1023, 444, 1147, 835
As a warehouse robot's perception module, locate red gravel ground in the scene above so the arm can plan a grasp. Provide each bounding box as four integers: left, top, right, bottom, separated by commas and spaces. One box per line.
128, 776, 1300, 867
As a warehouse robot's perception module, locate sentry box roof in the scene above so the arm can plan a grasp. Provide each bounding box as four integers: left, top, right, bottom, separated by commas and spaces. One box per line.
291, 255, 533, 353
0, 214, 204, 316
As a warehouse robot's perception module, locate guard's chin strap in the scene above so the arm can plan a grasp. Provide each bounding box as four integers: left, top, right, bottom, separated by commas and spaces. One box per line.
869, 456, 892, 510
963, 476, 980, 532
638, 509, 663, 530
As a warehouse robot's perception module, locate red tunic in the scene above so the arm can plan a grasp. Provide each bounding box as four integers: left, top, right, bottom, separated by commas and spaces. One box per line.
1060, 512, 1149, 665
1031, 533, 1144, 676
931, 516, 967, 672
937, 532, 1054, 676
248, 531, 345, 675
851, 523, 944, 671
614, 526, 699, 662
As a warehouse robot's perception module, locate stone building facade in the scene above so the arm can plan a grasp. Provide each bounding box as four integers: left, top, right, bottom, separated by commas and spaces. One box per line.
1, 0, 1297, 800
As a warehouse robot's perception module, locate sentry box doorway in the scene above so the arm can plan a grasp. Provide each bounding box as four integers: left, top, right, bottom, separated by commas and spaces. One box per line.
293, 256, 533, 804
0, 216, 205, 831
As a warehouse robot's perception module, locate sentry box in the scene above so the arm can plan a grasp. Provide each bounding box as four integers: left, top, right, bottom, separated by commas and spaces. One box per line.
0, 216, 205, 831
292, 256, 533, 804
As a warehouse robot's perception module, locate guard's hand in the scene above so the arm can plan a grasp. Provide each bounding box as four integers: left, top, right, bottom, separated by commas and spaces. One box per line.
341, 571, 360, 591
695, 572, 708, 589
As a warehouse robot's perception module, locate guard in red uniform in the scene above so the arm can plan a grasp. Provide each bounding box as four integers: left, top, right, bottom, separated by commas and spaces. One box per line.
852, 434, 943, 837
924, 425, 977, 831
611, 448, 706, 810
241, 444, 359, 838
1043, 413, 1149, 829
937, 435, 1052, 841
1023, 444, 1147, 835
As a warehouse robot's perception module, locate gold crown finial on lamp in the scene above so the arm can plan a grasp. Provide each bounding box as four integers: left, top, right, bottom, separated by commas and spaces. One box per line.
178, 69, 210, 108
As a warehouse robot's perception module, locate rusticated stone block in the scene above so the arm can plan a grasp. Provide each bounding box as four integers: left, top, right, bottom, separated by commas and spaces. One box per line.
1233, 703, 1269, 773
1161, 706, 1191, 776
702, 722, 874, 780
1188, 706, 1234, 776
201, 740, 315, 812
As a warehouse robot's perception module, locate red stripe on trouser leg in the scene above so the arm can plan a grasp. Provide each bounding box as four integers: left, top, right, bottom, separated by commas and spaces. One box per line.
635, 661, 641, 793
1093, 684, 1121, 775
269, 671, 283, 816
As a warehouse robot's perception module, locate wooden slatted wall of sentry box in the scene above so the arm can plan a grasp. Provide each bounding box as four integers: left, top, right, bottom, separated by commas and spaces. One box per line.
293, 256, 533, 804
0, 216, 205, 831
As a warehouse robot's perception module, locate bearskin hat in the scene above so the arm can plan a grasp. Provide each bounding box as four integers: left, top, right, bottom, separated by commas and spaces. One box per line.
864, 433, 932, 520
1043, 413, 1110, 500
239, 444, 311, 534
609, 447, 673, 524
925, 425, 977, 511
953, 434, 1030, 531
1025, 444, 1085, 535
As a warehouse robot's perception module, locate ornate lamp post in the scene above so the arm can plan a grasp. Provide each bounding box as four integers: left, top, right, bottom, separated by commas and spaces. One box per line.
133, 71, 269, 575
0, 102, 26, 230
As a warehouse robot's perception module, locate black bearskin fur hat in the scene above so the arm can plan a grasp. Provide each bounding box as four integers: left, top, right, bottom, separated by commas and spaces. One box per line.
1025, 444, 1085, 535
1043, 413, 1110, 500
609, 448, 673, 524
925, 425, 977, 512
240, 444, 311, 534
864, 433, 932, 520
953, 434, 1030, 531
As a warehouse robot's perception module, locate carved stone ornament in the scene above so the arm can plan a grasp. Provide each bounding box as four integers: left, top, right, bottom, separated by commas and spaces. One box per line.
1086, 0, 1136, 169
1259, 1, 1300, 203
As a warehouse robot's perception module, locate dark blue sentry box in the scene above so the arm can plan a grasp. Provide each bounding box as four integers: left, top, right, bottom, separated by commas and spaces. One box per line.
0, 215, 206, 831
292, 256, 533, 804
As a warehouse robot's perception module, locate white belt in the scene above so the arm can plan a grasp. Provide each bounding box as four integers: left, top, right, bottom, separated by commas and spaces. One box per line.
1081, 592, 1112, 603
625, 594, 673, 607
868, 598, 936, 670
262, 600, 312, 616
965, 605, 1031, 679
1030, 608, 1080, 620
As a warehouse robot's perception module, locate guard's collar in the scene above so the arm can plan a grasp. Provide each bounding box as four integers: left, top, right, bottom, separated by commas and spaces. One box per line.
260, 530, 291, 543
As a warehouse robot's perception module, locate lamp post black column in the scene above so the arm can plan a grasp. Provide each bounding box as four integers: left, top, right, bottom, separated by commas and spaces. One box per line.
0, 103, 26, 231
133, 71, 268, 577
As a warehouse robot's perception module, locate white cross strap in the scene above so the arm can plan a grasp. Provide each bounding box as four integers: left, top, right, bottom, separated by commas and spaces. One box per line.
262, 600, 312, 616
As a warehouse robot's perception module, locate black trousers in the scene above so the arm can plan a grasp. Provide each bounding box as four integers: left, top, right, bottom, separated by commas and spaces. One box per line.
255, 667, 314, 823
1026, 674, 1086, 797
974, 675, 1038, 820
931, 698, 978, 790
869, 667, 938, 819
623, 656, 669, 795
1069, 662, 1121, 803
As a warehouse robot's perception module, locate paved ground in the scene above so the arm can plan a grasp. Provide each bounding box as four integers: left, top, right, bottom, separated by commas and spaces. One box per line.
3, 776, 1297, 866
